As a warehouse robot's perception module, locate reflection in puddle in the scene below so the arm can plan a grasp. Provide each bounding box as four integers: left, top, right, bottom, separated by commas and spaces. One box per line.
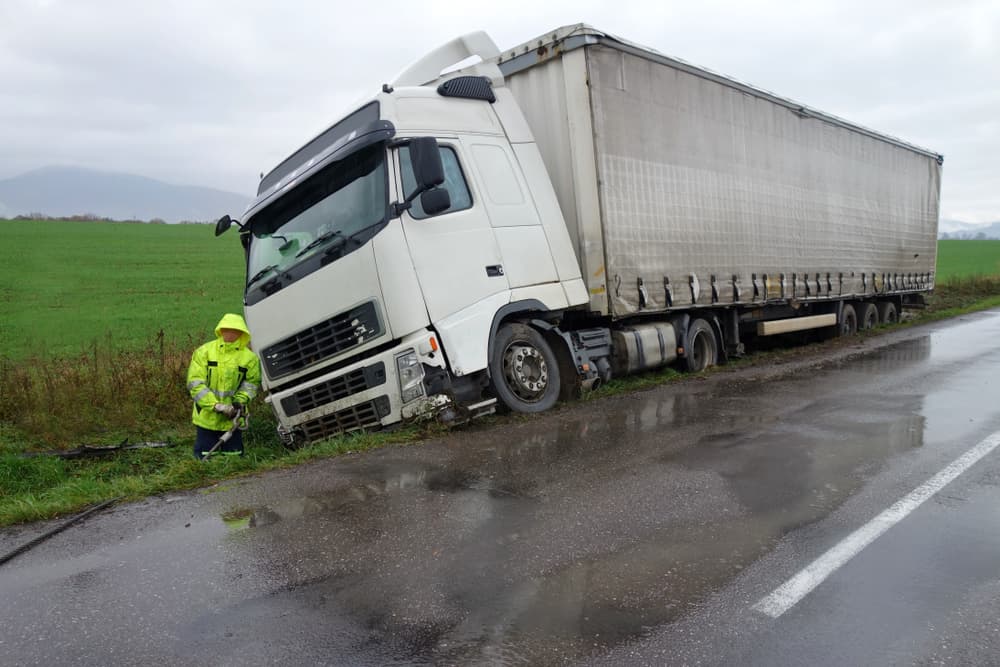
221, 507, 253, 531
666, 393, 926, 518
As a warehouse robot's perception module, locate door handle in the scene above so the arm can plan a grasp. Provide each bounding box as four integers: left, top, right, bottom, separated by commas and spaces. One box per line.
486, 265, 504, 277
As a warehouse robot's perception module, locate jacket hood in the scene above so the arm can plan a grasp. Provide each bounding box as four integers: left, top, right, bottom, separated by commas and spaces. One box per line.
215, 313, 251, 346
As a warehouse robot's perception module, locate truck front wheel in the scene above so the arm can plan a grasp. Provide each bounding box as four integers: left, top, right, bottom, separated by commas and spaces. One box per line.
490, 323, 562, 413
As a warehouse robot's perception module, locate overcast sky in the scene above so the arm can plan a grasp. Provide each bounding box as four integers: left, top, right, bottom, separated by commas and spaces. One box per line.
1, 0, 997, 222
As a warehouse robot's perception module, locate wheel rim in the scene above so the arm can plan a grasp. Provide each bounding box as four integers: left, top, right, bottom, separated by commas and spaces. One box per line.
502, 341, 549, 403
842, 312, 857, 335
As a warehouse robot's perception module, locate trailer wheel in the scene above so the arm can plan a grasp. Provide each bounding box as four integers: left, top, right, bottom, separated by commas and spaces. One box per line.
490, 323, 561, 413
840, 304, 858, 336
858, 302, 878, 330
877, 301, 898, 325
685, 318, 719, 373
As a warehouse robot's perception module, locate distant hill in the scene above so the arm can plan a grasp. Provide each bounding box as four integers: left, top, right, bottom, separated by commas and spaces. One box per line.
939, 219, 1000, 240
0, 166, 250, 223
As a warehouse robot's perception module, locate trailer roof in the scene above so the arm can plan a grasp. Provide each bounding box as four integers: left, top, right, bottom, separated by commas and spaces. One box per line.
496, 24, 943, 163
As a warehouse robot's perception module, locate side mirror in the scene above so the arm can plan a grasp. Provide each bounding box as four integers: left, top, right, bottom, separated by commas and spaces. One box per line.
215, 214, 234, 236
409, 137, 444, 190
420, 188, 451, 216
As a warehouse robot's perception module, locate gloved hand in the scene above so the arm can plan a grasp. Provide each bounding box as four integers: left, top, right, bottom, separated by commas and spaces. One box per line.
213, 403, 237, 418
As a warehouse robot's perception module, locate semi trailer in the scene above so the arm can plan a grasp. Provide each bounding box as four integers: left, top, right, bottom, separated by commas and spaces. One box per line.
215, 24, 942, 445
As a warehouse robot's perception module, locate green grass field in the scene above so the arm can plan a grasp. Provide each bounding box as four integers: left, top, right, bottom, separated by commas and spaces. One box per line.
1, 219, 246, 360
936, 239, 1000, 281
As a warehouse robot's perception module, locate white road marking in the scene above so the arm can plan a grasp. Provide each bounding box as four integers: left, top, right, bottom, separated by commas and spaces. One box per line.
753, 429, 1000, 618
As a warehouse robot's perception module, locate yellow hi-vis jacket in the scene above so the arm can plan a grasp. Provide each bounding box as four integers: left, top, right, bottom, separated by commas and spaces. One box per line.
187, 313, 261, 431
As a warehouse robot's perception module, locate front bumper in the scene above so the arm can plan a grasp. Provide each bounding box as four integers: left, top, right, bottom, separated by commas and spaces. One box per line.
266, 329, 446, 443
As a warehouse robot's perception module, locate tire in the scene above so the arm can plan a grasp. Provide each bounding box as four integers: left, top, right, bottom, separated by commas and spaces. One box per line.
876, 301, 898, 325
489, 323, 561, 413
857, 302, 878, 330
684, 318, 719, 373
839, 303, 858, 336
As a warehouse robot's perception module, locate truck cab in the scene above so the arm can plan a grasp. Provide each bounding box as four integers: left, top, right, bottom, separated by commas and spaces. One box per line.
228, 37, 588, 443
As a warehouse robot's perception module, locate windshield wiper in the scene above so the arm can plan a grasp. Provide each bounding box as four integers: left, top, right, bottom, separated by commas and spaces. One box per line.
345, 221, 387, 246
318, 222, 388, 262
246, 264, 280, 289
295, 229, 345, 259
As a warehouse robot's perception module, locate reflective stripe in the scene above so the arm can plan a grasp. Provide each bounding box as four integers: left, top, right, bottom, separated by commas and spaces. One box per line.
194, 388, 234, 401
238, 382, 259, 398
188, 380, 206, 390
204, 450, 244, 458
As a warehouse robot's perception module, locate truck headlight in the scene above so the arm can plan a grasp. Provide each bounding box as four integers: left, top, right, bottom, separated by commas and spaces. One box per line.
395, 349, 425, 404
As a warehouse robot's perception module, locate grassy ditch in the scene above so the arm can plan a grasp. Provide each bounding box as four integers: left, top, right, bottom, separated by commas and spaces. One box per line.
2, 277, 1000, 527
919, 275, 1000, 316
0, 417, 432, 527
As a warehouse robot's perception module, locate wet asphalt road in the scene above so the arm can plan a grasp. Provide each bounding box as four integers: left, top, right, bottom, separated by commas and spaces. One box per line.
2, 311, 1000, 666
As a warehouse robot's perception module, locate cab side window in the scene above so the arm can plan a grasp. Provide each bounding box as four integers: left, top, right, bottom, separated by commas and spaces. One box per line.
399, 145, 473, 219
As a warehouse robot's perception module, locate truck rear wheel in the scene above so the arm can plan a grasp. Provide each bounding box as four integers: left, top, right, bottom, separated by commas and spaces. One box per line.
490, 323, 561, 413
685, 318, 718, 373
858, 302, 878, 330
877, 301, 898, 325
840, 303, 858, 336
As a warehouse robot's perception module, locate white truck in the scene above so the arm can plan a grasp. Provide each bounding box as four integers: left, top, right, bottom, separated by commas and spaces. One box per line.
216, 25, 942, 445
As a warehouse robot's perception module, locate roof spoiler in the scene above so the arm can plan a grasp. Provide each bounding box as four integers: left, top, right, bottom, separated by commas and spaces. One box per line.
391, 31, 502, 87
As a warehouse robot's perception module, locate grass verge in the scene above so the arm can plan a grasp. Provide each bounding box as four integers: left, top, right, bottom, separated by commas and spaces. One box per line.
2, 277, 1000, 528
0, 413, 436, 526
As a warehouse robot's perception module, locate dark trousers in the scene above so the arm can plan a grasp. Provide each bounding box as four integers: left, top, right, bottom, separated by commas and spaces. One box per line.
194, 426, 244, 458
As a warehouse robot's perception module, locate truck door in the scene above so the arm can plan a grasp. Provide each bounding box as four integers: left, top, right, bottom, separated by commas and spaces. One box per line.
396, 140, 509, 323
462, 136, 559, 288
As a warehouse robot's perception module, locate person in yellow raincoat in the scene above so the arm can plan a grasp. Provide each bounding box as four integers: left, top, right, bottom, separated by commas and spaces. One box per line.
186, 313, 261, 458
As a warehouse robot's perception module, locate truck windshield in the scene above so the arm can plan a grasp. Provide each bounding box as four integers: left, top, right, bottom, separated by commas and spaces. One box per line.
246, 143, 387, 292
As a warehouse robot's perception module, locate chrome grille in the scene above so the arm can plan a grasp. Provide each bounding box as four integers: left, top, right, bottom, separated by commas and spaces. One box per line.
262, 301, 381, 379
280, 362, 386, 416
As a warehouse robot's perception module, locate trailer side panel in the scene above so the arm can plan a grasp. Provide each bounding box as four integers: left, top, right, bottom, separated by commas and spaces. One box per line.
588, 45, 940, 316
504, 30, 941, 318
